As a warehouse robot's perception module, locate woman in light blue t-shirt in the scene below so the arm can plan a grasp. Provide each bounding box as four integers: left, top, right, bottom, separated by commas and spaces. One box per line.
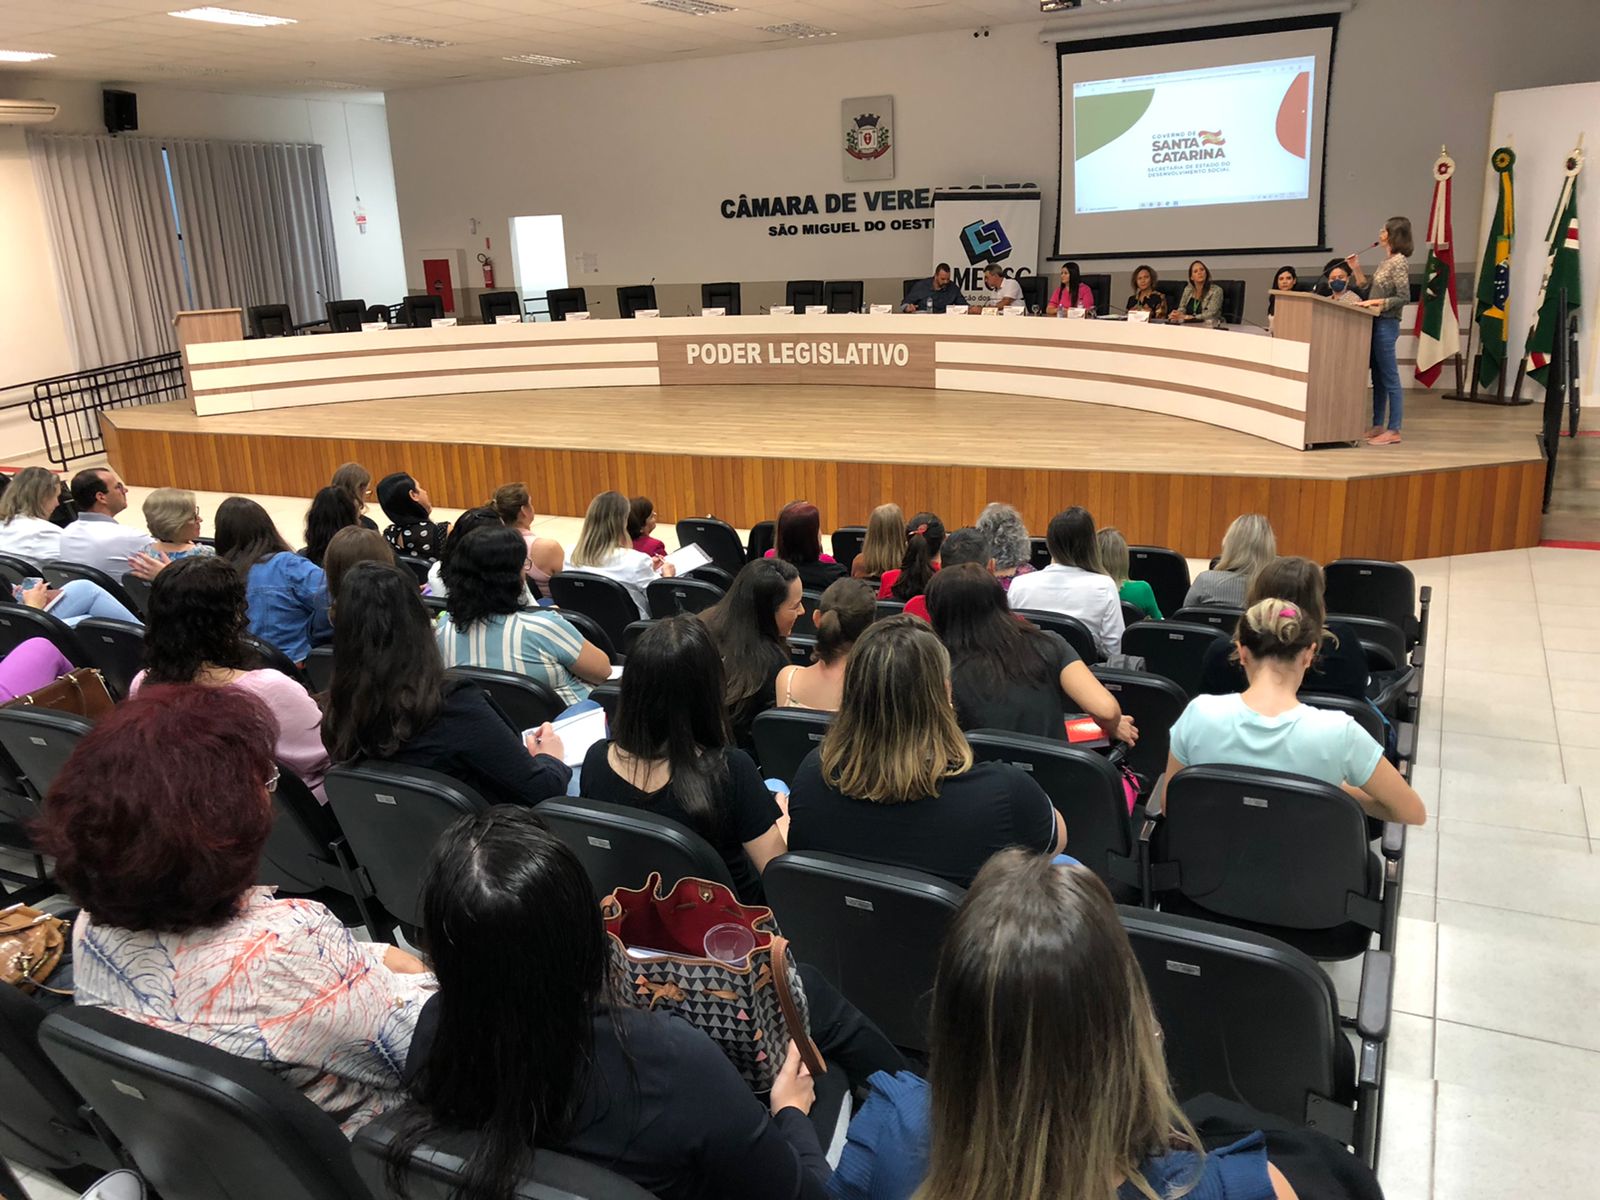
1163, 597, 1425, 826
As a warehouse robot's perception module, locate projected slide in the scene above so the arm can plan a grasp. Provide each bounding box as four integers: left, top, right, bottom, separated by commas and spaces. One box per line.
1073, 57, 1314, 215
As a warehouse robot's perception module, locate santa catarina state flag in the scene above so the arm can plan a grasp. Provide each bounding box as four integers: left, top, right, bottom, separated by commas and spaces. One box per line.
1414, 151, 1460, 388
1473, 147, 1515, 388
1526, 160, 1582, 387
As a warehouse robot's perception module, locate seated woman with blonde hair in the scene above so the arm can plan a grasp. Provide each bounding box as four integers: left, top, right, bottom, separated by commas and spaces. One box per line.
1184, 513, 1275, 609
142, 487, 213, 561
851, 502, 906, 582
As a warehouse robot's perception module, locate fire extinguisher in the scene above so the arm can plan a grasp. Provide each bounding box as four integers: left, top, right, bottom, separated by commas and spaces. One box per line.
477, 251, 495, 289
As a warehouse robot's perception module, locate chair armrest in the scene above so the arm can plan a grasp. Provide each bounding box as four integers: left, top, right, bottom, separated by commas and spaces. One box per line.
1356, 949, 1394, 1046
1381, 822, 1406, 860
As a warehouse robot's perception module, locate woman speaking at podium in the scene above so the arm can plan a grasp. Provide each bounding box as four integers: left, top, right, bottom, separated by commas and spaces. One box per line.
1348, 216, 1413, 445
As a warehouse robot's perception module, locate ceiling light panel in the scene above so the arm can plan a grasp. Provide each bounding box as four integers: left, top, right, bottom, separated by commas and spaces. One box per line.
643, 0, 739, 15
168, 7, 297, 27
366, 33, 457, 48
0, 50, 57, 62
502, 53, 582, 66
760, 22, 839, 38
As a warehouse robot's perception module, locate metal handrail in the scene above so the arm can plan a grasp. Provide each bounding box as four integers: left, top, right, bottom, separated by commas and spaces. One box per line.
19, 352, 185, 469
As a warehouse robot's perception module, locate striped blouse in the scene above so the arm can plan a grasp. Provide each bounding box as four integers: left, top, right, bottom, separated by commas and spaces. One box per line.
434, 607, 590, 704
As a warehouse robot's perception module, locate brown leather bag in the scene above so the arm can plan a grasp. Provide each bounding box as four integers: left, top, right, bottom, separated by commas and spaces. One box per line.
4, 667, 114, 720
0, 903, 69, 994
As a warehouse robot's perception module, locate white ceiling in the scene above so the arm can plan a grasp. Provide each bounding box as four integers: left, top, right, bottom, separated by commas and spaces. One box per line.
0, 0, 1075, 95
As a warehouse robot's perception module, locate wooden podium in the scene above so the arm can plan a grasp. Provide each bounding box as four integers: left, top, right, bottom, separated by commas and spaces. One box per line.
1269, 290, 1376, 445
172, 309, 243, 410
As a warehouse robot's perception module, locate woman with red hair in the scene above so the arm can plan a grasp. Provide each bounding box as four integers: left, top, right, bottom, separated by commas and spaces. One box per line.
766, 499, 845, 591
35, 685, 434, 1135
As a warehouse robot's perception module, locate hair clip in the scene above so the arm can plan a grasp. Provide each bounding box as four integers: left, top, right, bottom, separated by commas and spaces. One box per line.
1279, 606, 1299, 618
910, 523, 929, 537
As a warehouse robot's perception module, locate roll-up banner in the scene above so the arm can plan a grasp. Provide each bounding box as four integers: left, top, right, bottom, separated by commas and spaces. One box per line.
930, 188, 1041, 306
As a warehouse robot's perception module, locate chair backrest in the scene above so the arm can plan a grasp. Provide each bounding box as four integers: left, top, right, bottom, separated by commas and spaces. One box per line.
1017, 273, 1047, 313
823, 279, 863, 313
1154, 764, 1379, 932
785, 279, 825, 309
558, 608, 617, 662
241, 634, 305, 684
875, 599, 905, 621
763, 851, 964, 1054
39, 1006, 374, 1200
72, 617, 146, 700
1298, 691, 1387, 747
548, 572, 641, 651
0, 602, 87, 663
0, 552, 45, 578
325, 298, 366, 332
0, 707, 92, 808
645, 576, 723, 619
247, 303, 294, 338
588, 680, 621, 724
1119, 621, 1227, 698
751, 707, 831, 786
258, 762, 347, 896
672, 517, 746, 575
746, 520, 776, 562
545, 287, 588, 321
828, 526, 866, 572
1119, 600, 1146, 629
1125, 545, 1191, 619
615, 284, 657, 318
1081, 272, 1112, 313
1173, 605, 1242, 632
364, 303, 391, 325
1328, 613, 1406, 671
354, 1108, 658, 1200
902, 277, 919, 300
791, 588, 822, 636
1322, 559, 1417, 643
477, 290, 520, 325
303, 645, 334, 693
686, 563, 735, 591
965, 731, 1134, 895
395, 555, 432, 587
1089, 666, 1188, 783
1154, 279, 1185, 310
620, 619, 656, 658
446, 665, 564, 729
1028, 536, 1051, 570
1014, 608, 1101, 664
701, 281, 742, 315
118, 570, 153, 617
41, 560, 142, 615
400, 294, 444, 328
325, 762, 490, 929
535, 796, 734, 896
0, 985, 120, 1179
1120, 907, 1347, 1134
1213, 278, 1246, 323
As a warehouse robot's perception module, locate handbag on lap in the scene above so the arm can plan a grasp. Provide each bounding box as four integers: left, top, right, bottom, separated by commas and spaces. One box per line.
4, 667, 114, 720
601, 872, 824, 1091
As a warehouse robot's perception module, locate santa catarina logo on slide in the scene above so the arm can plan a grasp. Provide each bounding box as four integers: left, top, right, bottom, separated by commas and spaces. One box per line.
960, 219, 1012, 265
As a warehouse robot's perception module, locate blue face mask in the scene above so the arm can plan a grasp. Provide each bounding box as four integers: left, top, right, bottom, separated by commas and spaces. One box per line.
1329, 277, 1348, 294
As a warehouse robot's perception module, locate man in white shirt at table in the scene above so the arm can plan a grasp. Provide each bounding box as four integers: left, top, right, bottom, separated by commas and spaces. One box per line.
58, 468, 150, 579
969, 264, 1024, 314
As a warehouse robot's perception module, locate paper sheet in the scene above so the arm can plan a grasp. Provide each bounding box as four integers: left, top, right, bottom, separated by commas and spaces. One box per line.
526, 706, 610, 767
663, 542, 712, 575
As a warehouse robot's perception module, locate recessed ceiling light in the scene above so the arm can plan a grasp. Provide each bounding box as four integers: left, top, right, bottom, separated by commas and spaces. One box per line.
502, 53, 581, 67
643, 0, 737, 15
0, 50, 58, 62
168, 7, 296, 27
367, 33, 456, 49
760, 22, 838, 38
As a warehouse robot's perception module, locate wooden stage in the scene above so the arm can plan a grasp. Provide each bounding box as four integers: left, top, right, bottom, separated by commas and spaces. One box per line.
103, 383, 1546, 562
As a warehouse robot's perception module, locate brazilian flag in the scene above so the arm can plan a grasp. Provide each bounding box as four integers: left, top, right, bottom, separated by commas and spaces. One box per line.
1474, 148, 1515, 388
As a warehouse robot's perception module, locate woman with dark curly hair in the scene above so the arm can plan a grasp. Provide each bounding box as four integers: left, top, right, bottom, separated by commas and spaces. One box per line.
435, 527, 611, 704
303, 486, 360, 567
423, 505, 508, 601
35, 684, 435, 1135
132, 555, 330, 798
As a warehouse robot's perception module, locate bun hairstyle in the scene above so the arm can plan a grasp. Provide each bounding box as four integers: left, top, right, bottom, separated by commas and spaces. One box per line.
813, 577, 875, 665
1236, 596, 1324, 664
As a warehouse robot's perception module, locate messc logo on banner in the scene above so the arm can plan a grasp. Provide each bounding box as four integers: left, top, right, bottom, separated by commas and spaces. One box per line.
960, 219, 1012, 265
846, 112, 892, 161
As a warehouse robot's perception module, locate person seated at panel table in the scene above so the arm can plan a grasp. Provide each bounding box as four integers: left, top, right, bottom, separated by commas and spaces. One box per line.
1314, 256, 1366, 304
901, 261, 968, 313
1265, 264, 1299, 330
1044, 260, 1095, 316
967, 264, 1024, 314
1168, 259, 1224, 324
1124, 264, 1169, 319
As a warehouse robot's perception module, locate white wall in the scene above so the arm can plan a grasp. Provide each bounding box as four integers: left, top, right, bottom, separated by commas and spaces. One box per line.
385, 0, 1600, 321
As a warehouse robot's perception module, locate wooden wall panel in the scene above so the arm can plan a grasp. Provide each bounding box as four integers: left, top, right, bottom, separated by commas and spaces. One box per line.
105, 421, 1546, 562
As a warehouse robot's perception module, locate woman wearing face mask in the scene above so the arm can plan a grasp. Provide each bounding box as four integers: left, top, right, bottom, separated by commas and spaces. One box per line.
1316, 257, 1364, 305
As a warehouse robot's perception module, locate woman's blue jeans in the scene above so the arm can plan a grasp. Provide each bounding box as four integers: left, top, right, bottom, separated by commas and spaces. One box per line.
1370, 316, 1403, 431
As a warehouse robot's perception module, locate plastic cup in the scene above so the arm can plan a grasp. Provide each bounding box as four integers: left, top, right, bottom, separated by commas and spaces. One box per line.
703, 922, 756, 967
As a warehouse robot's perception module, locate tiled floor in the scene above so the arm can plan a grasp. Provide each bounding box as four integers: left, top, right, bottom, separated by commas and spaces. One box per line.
7, 486, 1600, 1199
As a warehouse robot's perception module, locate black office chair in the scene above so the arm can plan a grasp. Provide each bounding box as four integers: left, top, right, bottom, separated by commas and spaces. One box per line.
620, 619, 657, 658
39, 1005, 375, 1200
792, 588, 822, 637
549, 572, 641, 652
1017, 274, 1048, 314
303, 645, 334, 693
1297, 692, 1398, 771
325, 298, 366, 333
1173, 605, 1243, 632
421, 594, 447, 619
1154, 279, 1186, 312
1329, 614, 1407, 673
559, 609, 618, 663
41, 560, 142, 615
536, 796, 734, 897
325, 762, 490, 931
615, 284, 657, 318
446, 665, 565, 730
967, 731, 1137, 900
477, 290, 521, 325
875, 599, 905, 621
1029, 536, 1051, 571
72, 617, 145, 700
786, 279, 826, 311
829, 526, 866, 573
1120, 600, 1146, 628
646, 577, 723, 618
545, 287, 588, 321
764, 851, 965, 1056
1120, 621, 1226, 698
701, 281, 742, 315
589, 680, 622, 725
1213, 279, 1246, 324
0, 602, 87, 663
673, 517, 746, 575
0, 709, 91, 818
1014, 609, 1102, 665
247, 303, 295, 338
1121, 907, 1390, 1164
1082, 272, 1112, 314
1148, 764, 1404, 961
400, 294, 446, 328
686, 564, 735, 591
746, 520, 776, 562
1090, 666, 1188, 784
1323, 559, 1421, 649
823, 280, 863, 314
901, 278, 920, 301
396, 554, 432, 587
116, 571, 153, 617
0, 552, 45, 580
751, 708, 831, 787
1126, 546, 1191, 620
241, 633, 305, 684
364, 303, 392, 325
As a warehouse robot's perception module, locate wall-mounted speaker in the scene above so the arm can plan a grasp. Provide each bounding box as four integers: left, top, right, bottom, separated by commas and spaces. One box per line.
103, 88, 138, 135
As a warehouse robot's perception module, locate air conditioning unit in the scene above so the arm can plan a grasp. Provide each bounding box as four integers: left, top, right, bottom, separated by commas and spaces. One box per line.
0, 99, 61, 126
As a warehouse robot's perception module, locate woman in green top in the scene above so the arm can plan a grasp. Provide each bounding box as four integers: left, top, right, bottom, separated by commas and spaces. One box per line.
1168, 259, 1223, 324
1347, 215, 1414, 444
1096, 527, 1161, 620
